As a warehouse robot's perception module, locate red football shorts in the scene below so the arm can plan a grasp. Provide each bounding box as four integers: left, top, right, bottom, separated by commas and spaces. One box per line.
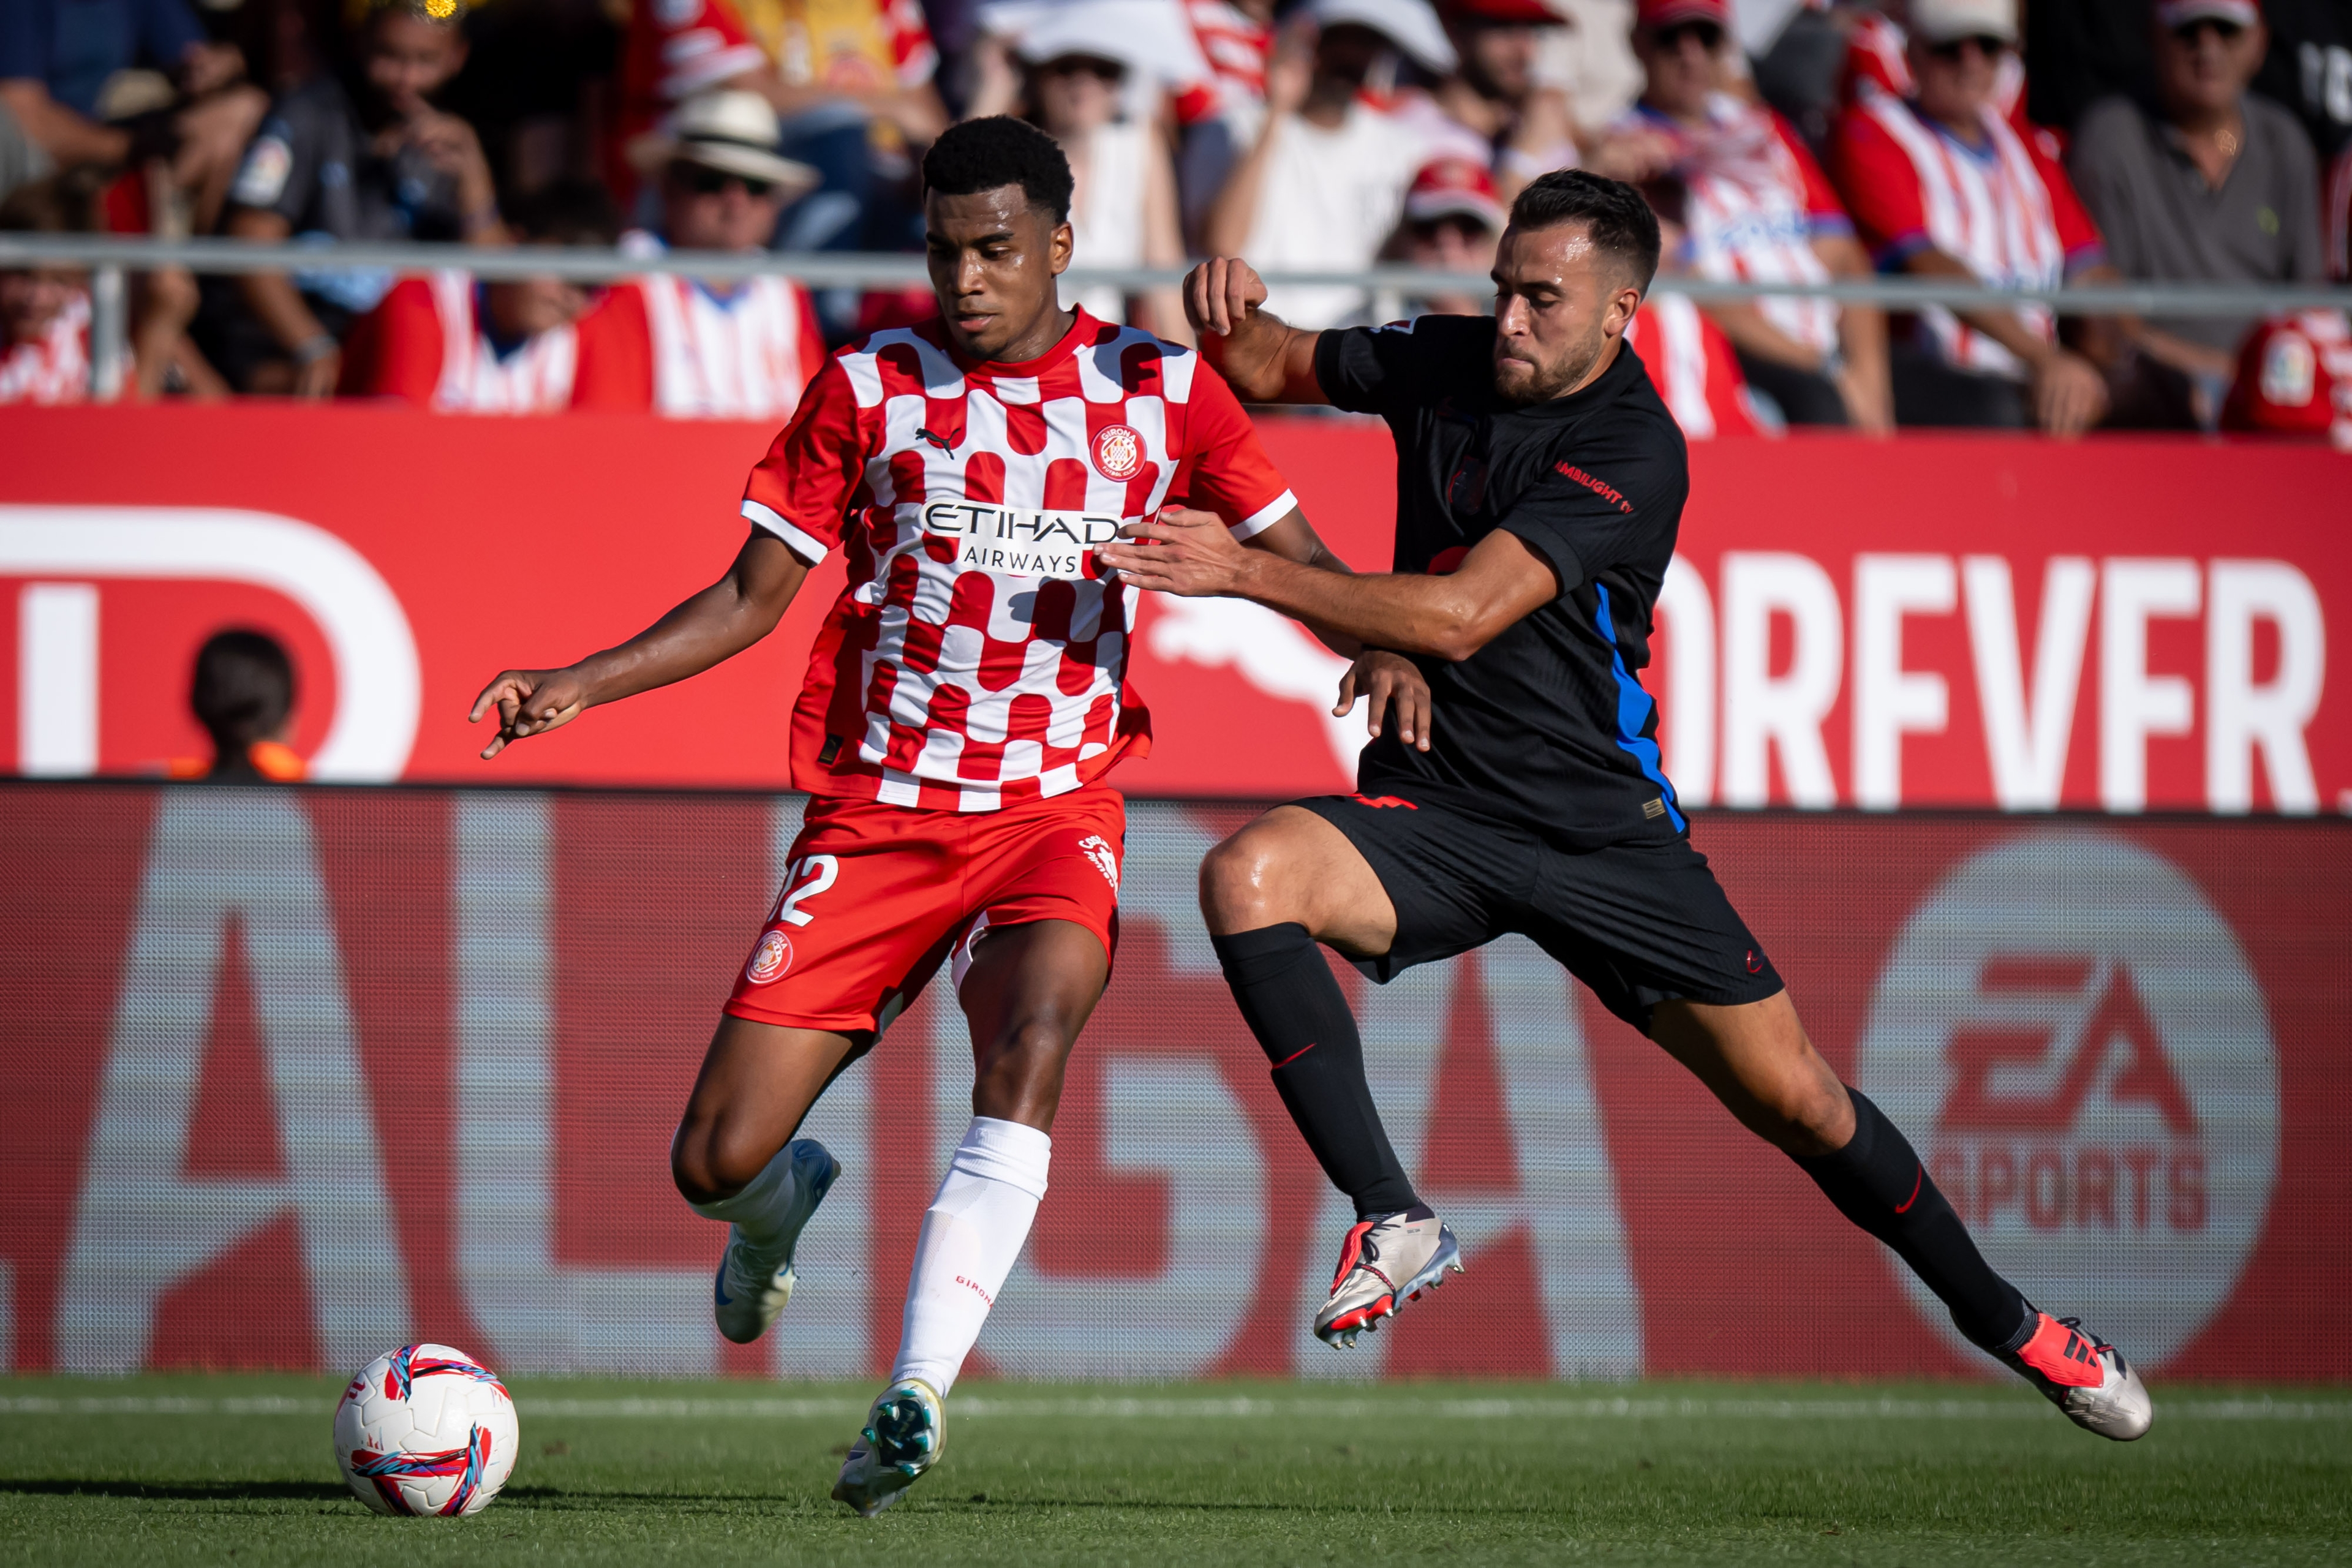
723, 783, 1126, 1035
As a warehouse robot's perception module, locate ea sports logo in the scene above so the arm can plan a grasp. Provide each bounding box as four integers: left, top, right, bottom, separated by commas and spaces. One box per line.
1857, 832, 2277, 1368
744, 929, 793, 986
1090, 423, 1144, 481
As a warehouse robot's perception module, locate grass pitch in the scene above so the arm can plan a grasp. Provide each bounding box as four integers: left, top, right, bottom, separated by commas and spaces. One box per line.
3, 1376, 2347, 1566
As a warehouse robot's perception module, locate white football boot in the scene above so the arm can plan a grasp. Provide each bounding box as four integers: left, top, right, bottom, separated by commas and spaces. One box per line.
1313, 1204, 1464, 1348
832, 1379, 944, 1517
712, 1139, 840, 1346
1999, 1311, 2155, 1441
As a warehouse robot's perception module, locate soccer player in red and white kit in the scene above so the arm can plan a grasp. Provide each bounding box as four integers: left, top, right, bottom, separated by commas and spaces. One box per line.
469, 115, 1407, 1516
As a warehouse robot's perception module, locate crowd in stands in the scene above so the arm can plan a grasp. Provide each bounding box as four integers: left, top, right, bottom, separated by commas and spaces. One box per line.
2, 0, 2348, 440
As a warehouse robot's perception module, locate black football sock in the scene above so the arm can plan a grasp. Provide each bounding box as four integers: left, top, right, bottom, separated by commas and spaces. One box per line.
1793, 1087, 2033, 1354
1211, 923, 1419, 1218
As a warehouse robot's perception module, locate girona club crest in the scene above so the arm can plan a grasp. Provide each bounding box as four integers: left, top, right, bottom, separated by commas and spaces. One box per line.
1090, 423, 1145, 481
744, 928, 793, 986
1857, 832, 2278, 1368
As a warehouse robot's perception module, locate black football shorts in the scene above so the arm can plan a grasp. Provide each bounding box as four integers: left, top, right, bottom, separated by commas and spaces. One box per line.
1294, 790, 1784, 1032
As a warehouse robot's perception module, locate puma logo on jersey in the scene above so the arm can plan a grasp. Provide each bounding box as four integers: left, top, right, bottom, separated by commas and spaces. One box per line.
1077, 834, 1120, 891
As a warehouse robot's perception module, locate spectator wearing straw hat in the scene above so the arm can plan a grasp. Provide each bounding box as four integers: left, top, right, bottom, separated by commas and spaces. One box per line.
1204, 0, 1453, 330
571, 89, 827, 421
2068, 0, 2326, 429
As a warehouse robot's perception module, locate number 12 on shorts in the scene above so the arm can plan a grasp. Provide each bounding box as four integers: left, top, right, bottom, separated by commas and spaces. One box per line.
771, 854, 838, 927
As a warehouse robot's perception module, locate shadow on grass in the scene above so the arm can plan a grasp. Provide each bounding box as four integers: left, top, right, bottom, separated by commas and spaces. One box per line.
0, 1480, 352, 1501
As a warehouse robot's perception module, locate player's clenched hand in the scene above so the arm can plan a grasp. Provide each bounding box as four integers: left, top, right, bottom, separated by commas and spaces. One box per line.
1096, 507, 1250, 596
468, 668, 589, 760
1335, 650, 1432, 752
1183, 257, 1267, 338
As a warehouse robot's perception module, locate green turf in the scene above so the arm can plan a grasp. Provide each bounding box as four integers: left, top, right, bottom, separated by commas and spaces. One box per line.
2, 1376, 2347, 1566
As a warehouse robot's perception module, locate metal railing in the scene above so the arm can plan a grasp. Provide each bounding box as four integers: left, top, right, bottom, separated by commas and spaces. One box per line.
8, 232, 2350, 400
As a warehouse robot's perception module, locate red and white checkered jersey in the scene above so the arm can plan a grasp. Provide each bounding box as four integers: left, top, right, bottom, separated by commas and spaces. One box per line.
1624, 94, 1852, 359
1624, 293, 1763, 440
1833, 94, 2103, 376
344, 273, 580, 413
741, 308, 1298, 810
0, 292, 97, 405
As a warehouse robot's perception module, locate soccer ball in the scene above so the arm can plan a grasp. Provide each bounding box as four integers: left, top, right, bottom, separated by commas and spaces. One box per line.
332, 1344, 519, 1517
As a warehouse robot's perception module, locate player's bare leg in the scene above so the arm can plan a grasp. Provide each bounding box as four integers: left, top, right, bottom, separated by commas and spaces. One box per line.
1200, 810, 1463, 1347
671, 1019, 858, 1347
1647, 993, 2150, 1438
835, 917, 1110, 1517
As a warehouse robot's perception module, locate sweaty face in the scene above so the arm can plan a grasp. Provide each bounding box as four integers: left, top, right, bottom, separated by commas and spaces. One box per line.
1489, 221, 1637, 404
364, 13, 466, 117
924, 185, 1071, 361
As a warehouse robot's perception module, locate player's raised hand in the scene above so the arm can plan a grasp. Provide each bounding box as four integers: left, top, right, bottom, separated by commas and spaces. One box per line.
1183, 257, 1267, 339
1097, 507, 1250, 597
1334, 650, 1432, 752
469, 668, 590, 759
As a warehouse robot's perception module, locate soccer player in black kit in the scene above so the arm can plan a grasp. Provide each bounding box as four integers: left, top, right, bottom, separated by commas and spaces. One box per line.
1096, 170, 2152, 1440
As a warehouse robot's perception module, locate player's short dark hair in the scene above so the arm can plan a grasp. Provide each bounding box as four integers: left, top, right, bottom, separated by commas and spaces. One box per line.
921, 116, 1074, 226
191, 630, 295, 753
506, 178, 621, 247
1509, 169, 1662, 293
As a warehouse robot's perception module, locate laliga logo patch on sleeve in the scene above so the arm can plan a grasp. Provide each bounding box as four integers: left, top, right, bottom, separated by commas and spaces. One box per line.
1090, 423, 1145, 481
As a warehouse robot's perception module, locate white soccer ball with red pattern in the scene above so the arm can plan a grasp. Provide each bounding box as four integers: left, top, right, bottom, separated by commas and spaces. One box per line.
333, 1344, 519, 1517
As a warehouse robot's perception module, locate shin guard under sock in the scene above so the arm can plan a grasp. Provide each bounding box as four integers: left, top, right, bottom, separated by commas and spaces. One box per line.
1794, 1087, 2031, 1352
1211, 923, 1417, 1218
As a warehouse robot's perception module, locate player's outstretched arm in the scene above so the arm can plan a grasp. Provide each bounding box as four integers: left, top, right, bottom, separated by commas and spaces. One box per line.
468, 529, 812, 759
1238, 507, 1431, 749
1184, 258, 1327, 405
1100, 508, 1556, 663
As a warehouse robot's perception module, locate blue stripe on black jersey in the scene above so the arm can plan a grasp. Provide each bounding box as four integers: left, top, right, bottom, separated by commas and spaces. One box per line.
1593, 583, 1685, 832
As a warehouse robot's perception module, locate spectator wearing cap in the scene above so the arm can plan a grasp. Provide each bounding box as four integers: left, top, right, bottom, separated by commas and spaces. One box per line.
1831, 0, 2120, 434
1602, 0, 1890, 429
340, 181, 624, 414
1385, 154, 1503, 316
1430, 0, 1578, 202
1204, 0, 1451, 329
964, 5, 1189, 339
572, 90, 827, 420
2068, 1, 2325, 429
214, 1, 504, 399
1843, 0, 2030, 131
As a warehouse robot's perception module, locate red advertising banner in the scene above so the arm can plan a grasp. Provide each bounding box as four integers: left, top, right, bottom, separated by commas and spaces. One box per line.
1, 406, 2348, 813
2, 784, 2345, 1382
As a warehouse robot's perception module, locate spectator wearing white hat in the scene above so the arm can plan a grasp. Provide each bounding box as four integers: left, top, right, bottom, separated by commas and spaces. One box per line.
2068, 1, 2325, 428
572, 91, 829, 421
966, 5, 1191, 338
1831, 0, 2123, 434
1606, 0, 1891, 430
1203, 0, 1453, 329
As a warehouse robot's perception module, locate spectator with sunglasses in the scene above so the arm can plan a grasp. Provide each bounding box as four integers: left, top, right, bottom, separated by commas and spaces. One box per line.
1600, 0, 1891, 431
572, 89, 829, 420
1832, 0, 2120, 434
2068, 1, 2325, 428
339, 180, 623, 414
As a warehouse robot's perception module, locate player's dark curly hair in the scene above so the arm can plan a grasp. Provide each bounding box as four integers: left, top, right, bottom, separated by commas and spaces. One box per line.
1509, 170, 1662, 293
921, 116, 1074, 226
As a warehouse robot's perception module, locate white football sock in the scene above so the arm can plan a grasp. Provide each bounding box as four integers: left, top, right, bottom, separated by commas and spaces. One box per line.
687, 1142, 797, 1253
890, 1116, 1051, 1399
